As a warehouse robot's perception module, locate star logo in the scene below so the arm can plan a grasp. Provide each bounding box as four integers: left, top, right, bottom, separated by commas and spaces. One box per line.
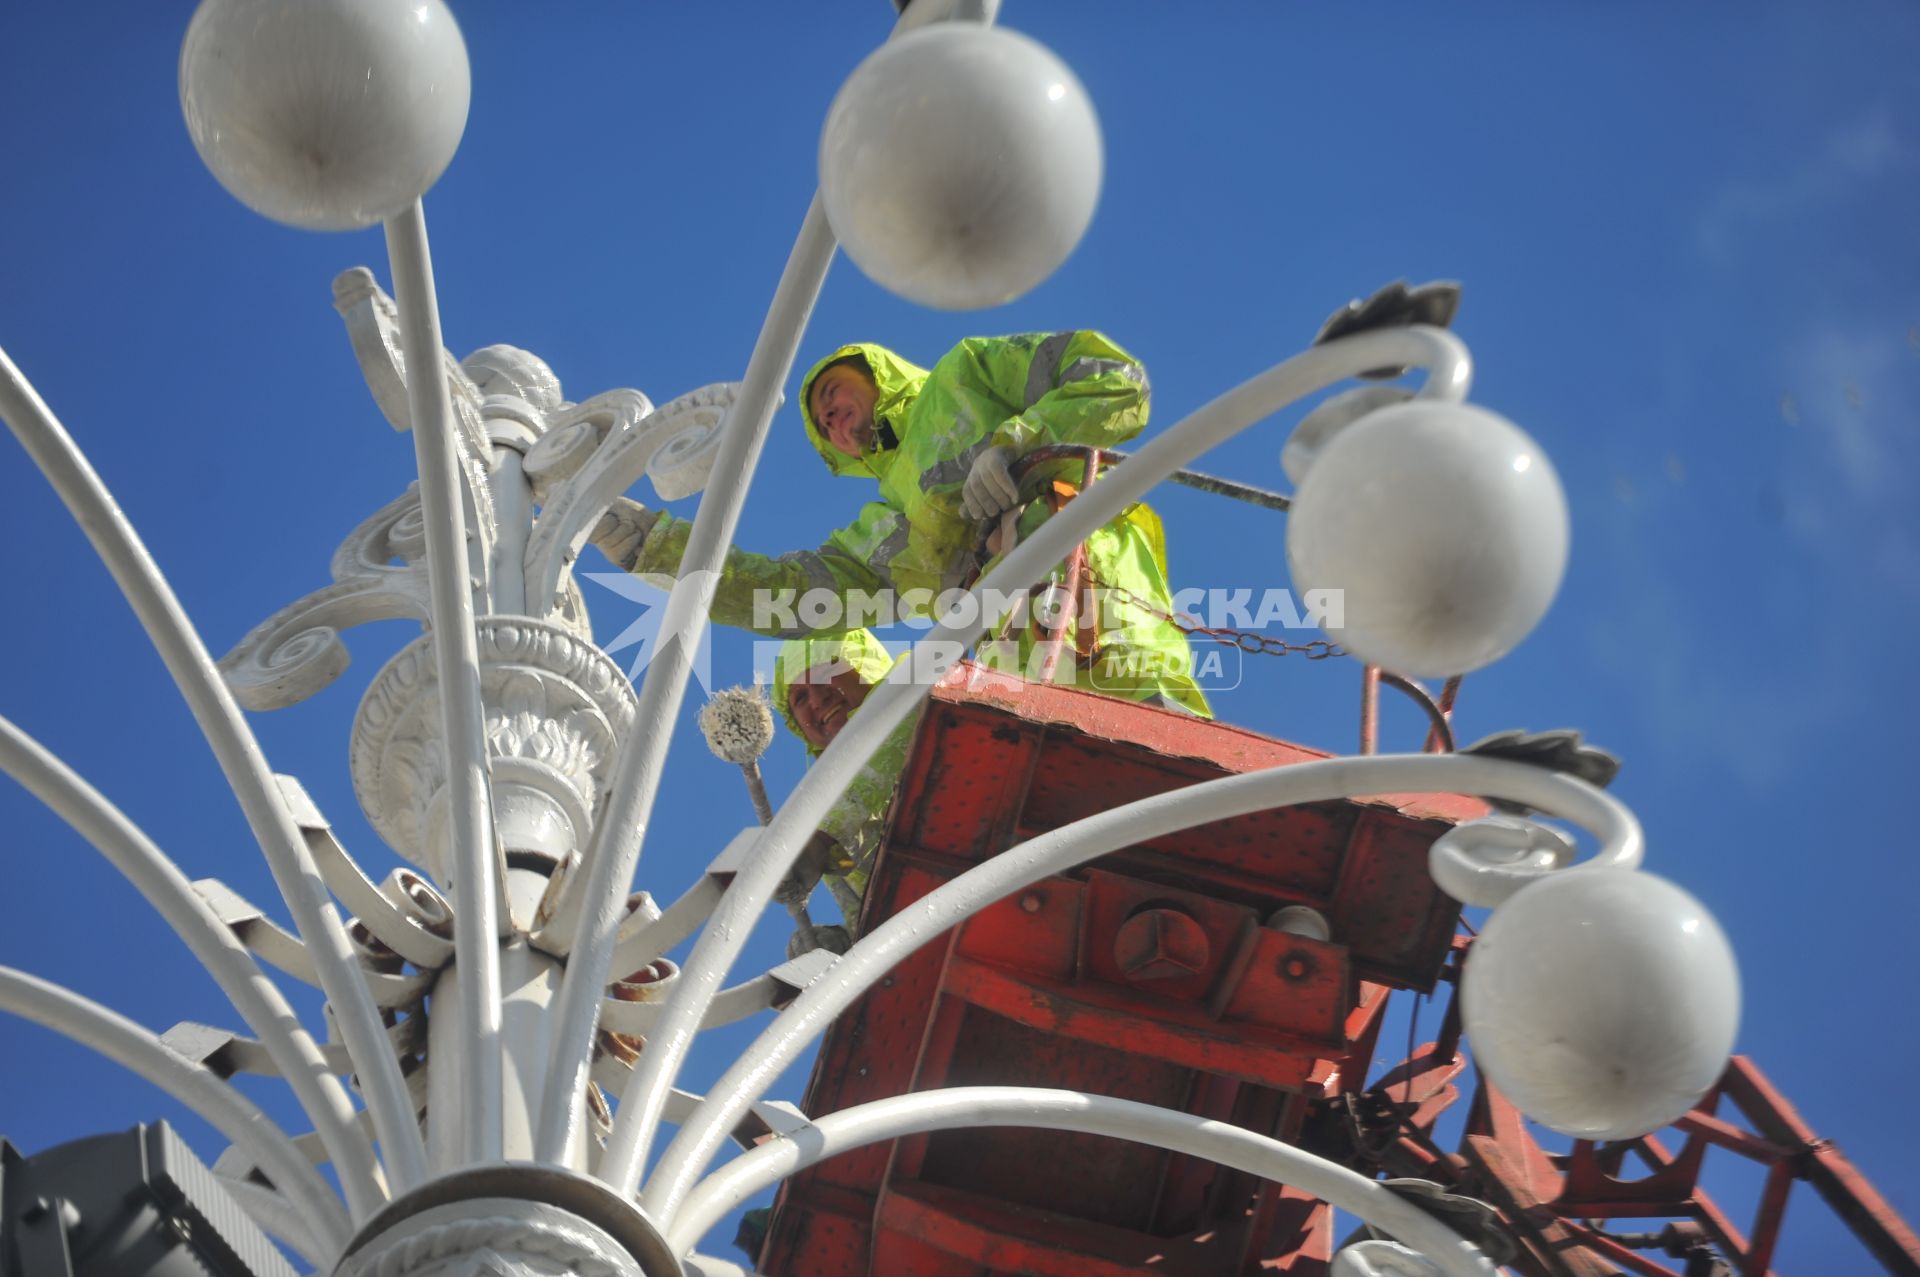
581, 570, 718, 694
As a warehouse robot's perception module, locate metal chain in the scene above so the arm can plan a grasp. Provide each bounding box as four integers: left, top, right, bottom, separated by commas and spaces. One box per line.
1082, 572, 1346, 660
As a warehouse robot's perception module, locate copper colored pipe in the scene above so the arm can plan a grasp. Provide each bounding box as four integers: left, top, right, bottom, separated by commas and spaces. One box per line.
1038, 449, 1101, 683
1359, 665, 1381, 755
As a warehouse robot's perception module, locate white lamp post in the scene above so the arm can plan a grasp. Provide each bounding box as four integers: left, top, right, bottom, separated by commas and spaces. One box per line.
0, 5, 1742, 1276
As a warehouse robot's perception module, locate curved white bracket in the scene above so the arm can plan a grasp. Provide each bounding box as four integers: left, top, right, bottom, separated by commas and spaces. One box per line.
597, 877, 723, 978
1429, 813, 1586, 907
536, 824, 750, 963
276, 774, 455, 969
163, 1015, 424, 1080
599, 949, 835, 1034
193, 879, 434, 1007
333, 265, 496, 577
521, 382, 740, 620
218, 488, 432, 711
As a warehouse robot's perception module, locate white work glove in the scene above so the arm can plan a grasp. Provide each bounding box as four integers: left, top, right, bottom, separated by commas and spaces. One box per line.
960, 444, 1021, 521
589, 496, 659, 571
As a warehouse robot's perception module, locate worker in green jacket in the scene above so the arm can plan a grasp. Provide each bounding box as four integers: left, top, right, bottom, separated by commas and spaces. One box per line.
594, 332, 1210, 716
768, 630, 918, 934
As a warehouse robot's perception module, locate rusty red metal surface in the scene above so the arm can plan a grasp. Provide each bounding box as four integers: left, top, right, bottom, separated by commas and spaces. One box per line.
757, 665, 1477, 1275
755, 664, 1920, 1274
1354, 1019, 1920, 1275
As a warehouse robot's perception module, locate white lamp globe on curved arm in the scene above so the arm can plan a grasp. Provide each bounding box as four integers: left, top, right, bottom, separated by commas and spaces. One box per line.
179, 0, 471, 231
1461, 868, 1741, 1141
1285, 399, 1570, 678
819, 24, 1103, 311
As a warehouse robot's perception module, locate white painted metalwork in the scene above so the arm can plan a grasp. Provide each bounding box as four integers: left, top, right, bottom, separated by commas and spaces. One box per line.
535, 195, 843, 1173
0, 688, 385, 1222
384, 198, 506, 1168
0, 966, 351, 1250
0, 4, 1747, 1275
642, 750, 1636, 1221
665, 1087, 1498, 1276
0, 346, 431, 1199
615, 323, 1476, 1200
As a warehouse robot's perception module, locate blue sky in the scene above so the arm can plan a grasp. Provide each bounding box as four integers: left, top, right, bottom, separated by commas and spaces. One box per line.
2, 4, 1917, 1269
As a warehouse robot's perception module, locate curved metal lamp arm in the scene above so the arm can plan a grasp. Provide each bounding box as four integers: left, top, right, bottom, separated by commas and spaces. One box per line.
609, 324, 1473, 1199
1378, 672, 1457, 753
0, 712, 387, 1221
531, 194, 841, 1167
664, 1086, 1497, 1276
0, 345, 430, 1192
644, 749, 1634, 1218
539, 0, 1029, 1182
0, 965, 354, 1257
383, 201, 505, 1168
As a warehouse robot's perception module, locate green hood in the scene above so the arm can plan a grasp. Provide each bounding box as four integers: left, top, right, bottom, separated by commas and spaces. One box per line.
771, 629, 899, 753
797, 342, 929, 480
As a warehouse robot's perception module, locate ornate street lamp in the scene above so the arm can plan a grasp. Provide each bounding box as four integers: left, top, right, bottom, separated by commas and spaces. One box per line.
0, 3, 1742, 1276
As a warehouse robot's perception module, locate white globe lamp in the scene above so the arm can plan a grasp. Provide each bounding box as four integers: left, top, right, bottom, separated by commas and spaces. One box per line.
179, 0, 471, 231
1285, 399, 1569, 677
819, 24, 1102, 310
1462, 869, 1740, 1140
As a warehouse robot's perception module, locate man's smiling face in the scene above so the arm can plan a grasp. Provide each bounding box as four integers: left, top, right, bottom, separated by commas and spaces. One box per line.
787, 663, 875, 750
810, 363, 879, 458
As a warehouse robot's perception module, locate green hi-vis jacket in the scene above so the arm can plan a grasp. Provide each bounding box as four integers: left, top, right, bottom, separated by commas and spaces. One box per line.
634, 332, 1211, 716
771, 631, 919, 919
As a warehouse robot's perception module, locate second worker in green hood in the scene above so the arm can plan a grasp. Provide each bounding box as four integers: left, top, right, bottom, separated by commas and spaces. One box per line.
593, 331, 1211, 716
